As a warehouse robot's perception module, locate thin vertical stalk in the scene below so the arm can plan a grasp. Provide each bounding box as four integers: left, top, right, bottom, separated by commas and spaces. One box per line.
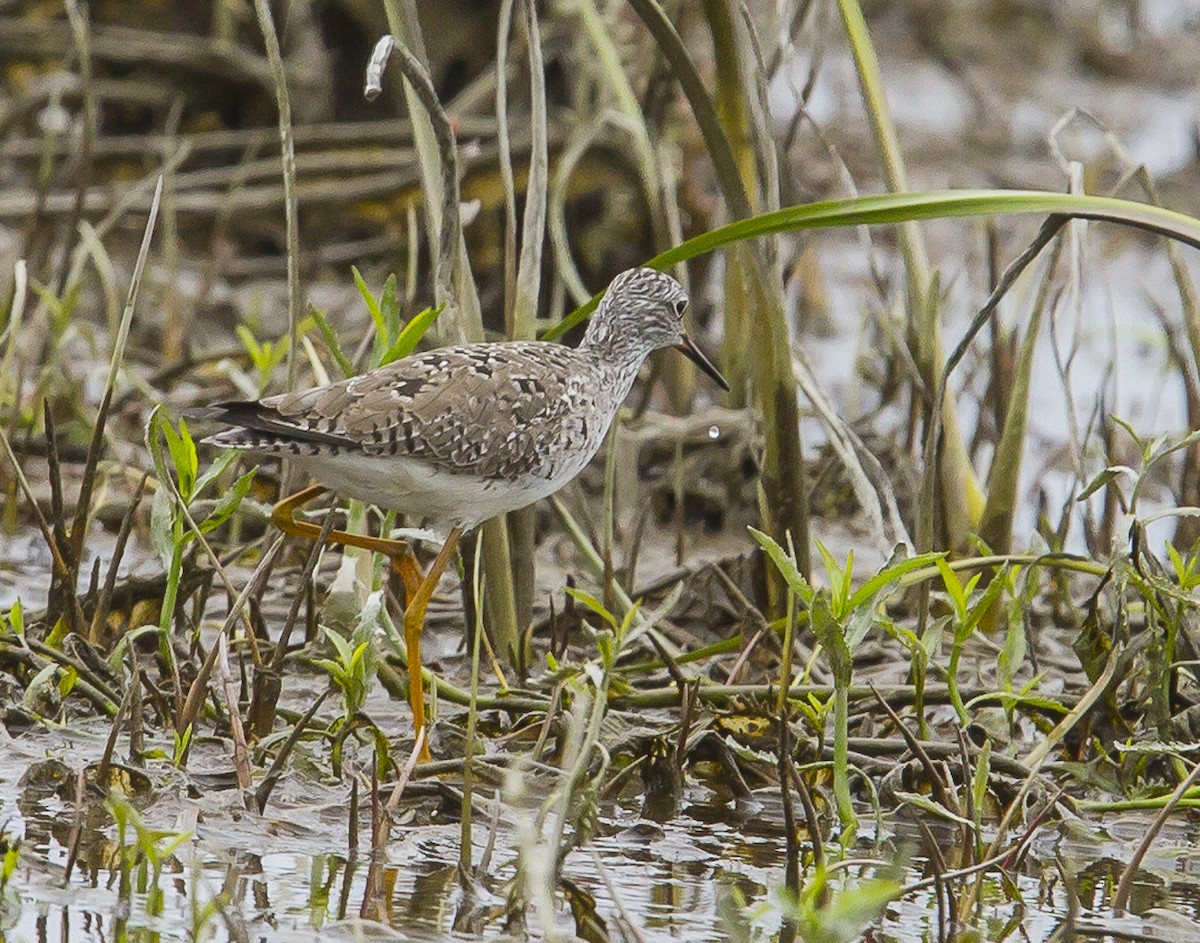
496, 0, 518, 323
498, 0, 549, 654
629, 0, 810, 586
1134, 167, 1200, 548
811, 594, 856, 844
510, 0, 547, 342
978, 236, 1064, 553
377, 0, 484, 342
777, 551, 797, 714
251, 0, 300, 394
59, 178, 162, 636
460, 539, 485, 874
707, 0, 754, 406
578, 0, 694, 407
602, 425, 619, 613
0, 260, 27, 424
777, 705, 801, 934
835, 0, 983, 548
920, 217, 1066, 562
58, 0, 95, 297
834, 0, 929, 294
832, 682, 854, 844
366, 25, 521, 670
158, 496, 186, 715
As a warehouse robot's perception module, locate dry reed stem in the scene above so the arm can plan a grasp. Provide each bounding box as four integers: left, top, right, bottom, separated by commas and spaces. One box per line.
216, 634, 252, 792
250, 0, 301, 395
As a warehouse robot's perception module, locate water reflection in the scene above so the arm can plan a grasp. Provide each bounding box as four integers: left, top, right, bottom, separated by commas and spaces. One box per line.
9, 776, 1200, 943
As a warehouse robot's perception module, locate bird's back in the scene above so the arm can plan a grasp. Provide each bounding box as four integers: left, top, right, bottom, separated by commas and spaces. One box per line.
202, 340, 616, 485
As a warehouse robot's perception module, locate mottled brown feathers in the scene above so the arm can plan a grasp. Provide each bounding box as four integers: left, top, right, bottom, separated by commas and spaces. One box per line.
203, 341, 614, 482
200, 268, 707, 503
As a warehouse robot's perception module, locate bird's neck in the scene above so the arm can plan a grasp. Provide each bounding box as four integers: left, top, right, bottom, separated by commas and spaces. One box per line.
580, 328, 650, 401
581, 315, 652, 376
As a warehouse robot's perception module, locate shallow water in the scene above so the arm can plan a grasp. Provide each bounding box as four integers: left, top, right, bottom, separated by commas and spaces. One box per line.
4, 705, 1200, 943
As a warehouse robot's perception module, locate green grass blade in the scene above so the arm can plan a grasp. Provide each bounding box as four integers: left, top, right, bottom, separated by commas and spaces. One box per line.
543, 189, 1200, 339
308, 306, 355, 379
352, 266, 386, 347
378, 304, 443, 367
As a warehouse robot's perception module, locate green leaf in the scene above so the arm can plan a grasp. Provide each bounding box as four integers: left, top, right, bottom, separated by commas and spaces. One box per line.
349, 592, 383, 689
58, 666, 77, 696
312, 658, 348, 687
149, 482, 175, 569
161, 417, 197, 502
616, 598, 644, 643
1109, 414, 1149, 456
193, 449, 239, 498
1167, 543, 1186, 581
748, 527, 814, 605
2, 839, 19, 883
921, 617, 947, 659
843, 607, 875, 656
235, 324, 264, 369
23, 663, 58, 709
173, 724, 193, 765
998, 603, 1027, 693
371, 726, 393, 781
378, 274, 400, 352
565, 587, 618, 630
620, 582, 683, 653
5, 599, 25, 637
978, 274, 1047, 554
811, 880, 902, 943
971, 738, 991, 839
810, 592, 851, 686
1145, 427, 1200, 469
379, 304, 443, 366
963, 690, 1067, 714
847, 550, 946, 613
45, 616, 70, 649
960, 568, 1009, 640
352, 266, 386, 349
309, 305, 355, 379
1077, 465, 1134, 502
348, 641, 369, 675
322, 626, 355, 667
29, 277, 79, 332
815, 540, 850, 616
935, 557, 967, 617
197, 468, 256, 535
156, 829, 193, 861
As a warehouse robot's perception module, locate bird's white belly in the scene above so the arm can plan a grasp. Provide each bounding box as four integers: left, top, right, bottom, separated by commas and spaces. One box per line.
295, 450, 591, 528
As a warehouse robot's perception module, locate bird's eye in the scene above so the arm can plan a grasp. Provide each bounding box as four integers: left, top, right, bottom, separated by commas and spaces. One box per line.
673, 298, 688, 318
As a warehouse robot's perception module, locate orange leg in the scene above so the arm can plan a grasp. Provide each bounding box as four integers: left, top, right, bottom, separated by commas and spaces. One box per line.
272, 486, 443, 758
403, 526, 463, 763
272, 485, 418, 561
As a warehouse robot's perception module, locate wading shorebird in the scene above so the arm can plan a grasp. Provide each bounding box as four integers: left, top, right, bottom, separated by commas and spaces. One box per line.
199, 267, 728, 759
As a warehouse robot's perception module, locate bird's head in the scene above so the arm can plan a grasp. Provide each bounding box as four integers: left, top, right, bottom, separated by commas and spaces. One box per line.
582, 267, 729, 390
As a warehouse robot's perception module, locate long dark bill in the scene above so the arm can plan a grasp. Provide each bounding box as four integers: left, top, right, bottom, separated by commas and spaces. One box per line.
675, 334, 730, 391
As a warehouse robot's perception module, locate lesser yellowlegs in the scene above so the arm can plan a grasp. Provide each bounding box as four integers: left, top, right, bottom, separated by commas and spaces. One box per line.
198, 267, 728, 758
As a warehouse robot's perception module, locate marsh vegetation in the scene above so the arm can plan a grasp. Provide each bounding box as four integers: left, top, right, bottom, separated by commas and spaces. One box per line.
2, 1, 1200, 940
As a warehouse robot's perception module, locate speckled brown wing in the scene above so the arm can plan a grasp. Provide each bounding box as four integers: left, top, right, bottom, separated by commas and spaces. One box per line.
204, 341, 597, 482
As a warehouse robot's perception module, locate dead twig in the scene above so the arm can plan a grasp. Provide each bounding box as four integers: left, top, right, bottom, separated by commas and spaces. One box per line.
255, 688, 330, 814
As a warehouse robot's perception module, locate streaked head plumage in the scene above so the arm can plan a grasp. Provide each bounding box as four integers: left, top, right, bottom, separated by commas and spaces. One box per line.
582, 267, 728, 391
